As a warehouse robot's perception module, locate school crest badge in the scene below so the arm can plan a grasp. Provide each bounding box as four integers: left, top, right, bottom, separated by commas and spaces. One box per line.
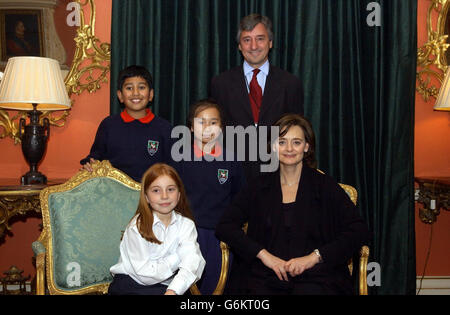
147, 140, 159, 156
218, 169, 229, 184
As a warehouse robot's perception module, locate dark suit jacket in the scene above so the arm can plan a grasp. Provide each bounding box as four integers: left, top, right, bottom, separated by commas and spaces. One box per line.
215, 166, 370, 295
210, 64, 304, 180
210, 64, 304, 128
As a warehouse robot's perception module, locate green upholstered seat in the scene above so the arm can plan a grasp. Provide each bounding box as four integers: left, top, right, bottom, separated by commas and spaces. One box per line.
32, 160, 141, 295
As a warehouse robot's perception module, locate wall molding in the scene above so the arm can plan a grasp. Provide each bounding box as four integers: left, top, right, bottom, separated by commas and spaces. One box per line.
0, 0, 67, 68
416, 276, 450, 295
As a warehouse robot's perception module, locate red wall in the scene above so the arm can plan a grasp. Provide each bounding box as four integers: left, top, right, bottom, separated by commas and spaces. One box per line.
0, 0, 448, 284
54, 0, 77, 69
0, 0, 112, 279
414, 0, 450, 277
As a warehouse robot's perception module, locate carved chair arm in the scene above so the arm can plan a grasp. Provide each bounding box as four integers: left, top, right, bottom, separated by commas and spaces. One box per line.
32, 241, 46, 295
190, 241, 230, 295
359, 245, 370, 295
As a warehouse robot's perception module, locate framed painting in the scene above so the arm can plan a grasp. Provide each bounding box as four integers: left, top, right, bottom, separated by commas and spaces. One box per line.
0, 9, 44, 62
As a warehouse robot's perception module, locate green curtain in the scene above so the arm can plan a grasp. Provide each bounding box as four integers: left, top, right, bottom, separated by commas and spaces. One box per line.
111, 0, 417, 295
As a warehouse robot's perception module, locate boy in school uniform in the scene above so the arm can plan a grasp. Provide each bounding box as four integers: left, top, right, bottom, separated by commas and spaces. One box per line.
80, 65, 174, 182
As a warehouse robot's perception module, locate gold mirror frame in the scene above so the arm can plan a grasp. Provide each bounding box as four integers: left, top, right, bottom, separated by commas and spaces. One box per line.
417, 0, 450, 102
0, 0, 111, 144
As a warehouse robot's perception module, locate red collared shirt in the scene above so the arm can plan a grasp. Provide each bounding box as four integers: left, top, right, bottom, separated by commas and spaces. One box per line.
193, 141, 222, 158
120, 109, 155, 124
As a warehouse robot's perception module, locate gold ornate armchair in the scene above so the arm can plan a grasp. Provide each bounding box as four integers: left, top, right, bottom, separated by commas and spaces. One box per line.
32, 161, 140, 295
190, 182, 369, 296
338, 183, 370, 295
189, 241, 230, 295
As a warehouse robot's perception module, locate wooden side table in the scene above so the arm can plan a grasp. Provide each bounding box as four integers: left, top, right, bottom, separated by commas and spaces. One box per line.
415, 177, 450, 224
0, 178, 67, 295
0, 179, 66, 239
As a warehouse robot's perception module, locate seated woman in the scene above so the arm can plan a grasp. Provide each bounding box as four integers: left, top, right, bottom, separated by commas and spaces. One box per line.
215, 113, 370, 295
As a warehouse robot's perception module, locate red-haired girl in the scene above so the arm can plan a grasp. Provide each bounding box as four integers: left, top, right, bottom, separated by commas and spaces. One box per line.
109, 163, 205, 295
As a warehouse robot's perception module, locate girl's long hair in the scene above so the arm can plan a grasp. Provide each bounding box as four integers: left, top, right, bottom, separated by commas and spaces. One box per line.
134, 163, 193, 244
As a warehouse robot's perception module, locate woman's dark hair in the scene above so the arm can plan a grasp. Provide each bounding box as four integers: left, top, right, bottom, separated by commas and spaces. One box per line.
187, 98, 224, 129
117, 65, 153, 91
273, 113, 317, 168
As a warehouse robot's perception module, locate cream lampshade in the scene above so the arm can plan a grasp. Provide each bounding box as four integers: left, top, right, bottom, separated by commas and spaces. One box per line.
0, 56, 71, 110
434, 68, 450, 111
0, 56, 71, 185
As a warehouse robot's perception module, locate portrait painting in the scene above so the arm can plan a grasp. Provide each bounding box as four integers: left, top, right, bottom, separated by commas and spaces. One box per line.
0, 9, 44, 62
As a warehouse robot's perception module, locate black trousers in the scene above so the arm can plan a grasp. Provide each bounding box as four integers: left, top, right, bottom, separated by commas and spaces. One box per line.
108, 274, 168, 295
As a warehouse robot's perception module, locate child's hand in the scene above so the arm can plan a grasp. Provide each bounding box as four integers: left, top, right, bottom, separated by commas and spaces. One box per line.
80, 158, 97, 172
164, 289, 176, 295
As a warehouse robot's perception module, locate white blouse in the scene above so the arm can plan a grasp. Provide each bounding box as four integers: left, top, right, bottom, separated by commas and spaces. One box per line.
110, 211, 205, 295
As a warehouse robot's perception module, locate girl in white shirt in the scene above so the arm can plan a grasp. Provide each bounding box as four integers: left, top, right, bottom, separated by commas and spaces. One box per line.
108, 163, 206, 295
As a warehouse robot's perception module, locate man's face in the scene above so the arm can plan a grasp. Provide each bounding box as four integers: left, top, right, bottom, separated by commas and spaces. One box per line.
15, 21, 25, 36
238, 23, 273, 68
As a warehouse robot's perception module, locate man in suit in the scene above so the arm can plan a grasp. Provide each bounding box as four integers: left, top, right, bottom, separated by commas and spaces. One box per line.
210, 13, 304, 180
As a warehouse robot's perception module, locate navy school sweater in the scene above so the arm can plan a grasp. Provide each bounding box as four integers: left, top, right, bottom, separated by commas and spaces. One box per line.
176, 144, 246, 229
80, 112, 174, 182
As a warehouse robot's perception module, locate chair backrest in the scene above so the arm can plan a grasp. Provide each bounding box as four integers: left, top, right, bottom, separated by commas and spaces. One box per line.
39, 161, 140, 294
306, 169, 368, 294
338, 182, 369, 295
339, 183, 357, 205
338, 183, 358, 275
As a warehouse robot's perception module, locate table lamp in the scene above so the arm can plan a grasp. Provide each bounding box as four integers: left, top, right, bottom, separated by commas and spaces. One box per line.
0, 57, 71, 185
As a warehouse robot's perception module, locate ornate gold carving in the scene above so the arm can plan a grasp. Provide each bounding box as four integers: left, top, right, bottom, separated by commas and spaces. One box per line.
416, 177, 449, 224
0, 0, 111, 144
65, 0, 111, 96
359, 245, 370, 295
37, 160, 140, 295
0, 189, 41, 237
338, 183, 370, 295
35, 239, 46, 295
190, 241, 230, 295
317, 173, 369, 294
417, 0, 450, 102
0, 110, 25, 144
0, 266, 31, 295
339, 183, 358, 205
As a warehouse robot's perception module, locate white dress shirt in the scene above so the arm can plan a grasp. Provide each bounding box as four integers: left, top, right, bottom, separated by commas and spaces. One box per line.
243, 59, 270, 94
110, 211, 205, 295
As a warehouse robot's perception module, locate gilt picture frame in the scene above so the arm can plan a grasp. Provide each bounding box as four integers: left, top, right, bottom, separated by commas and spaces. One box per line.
0, 9, 44, 62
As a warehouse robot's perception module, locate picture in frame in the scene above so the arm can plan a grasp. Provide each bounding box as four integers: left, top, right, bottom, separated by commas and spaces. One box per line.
0, 9, 44, 62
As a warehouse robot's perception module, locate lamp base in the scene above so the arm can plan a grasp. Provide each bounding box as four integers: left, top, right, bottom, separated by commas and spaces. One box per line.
19, 104, 49, 186
21, 170, 47, 185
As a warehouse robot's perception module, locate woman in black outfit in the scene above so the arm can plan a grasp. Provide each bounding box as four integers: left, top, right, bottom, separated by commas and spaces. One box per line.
215, 113, 370, 295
